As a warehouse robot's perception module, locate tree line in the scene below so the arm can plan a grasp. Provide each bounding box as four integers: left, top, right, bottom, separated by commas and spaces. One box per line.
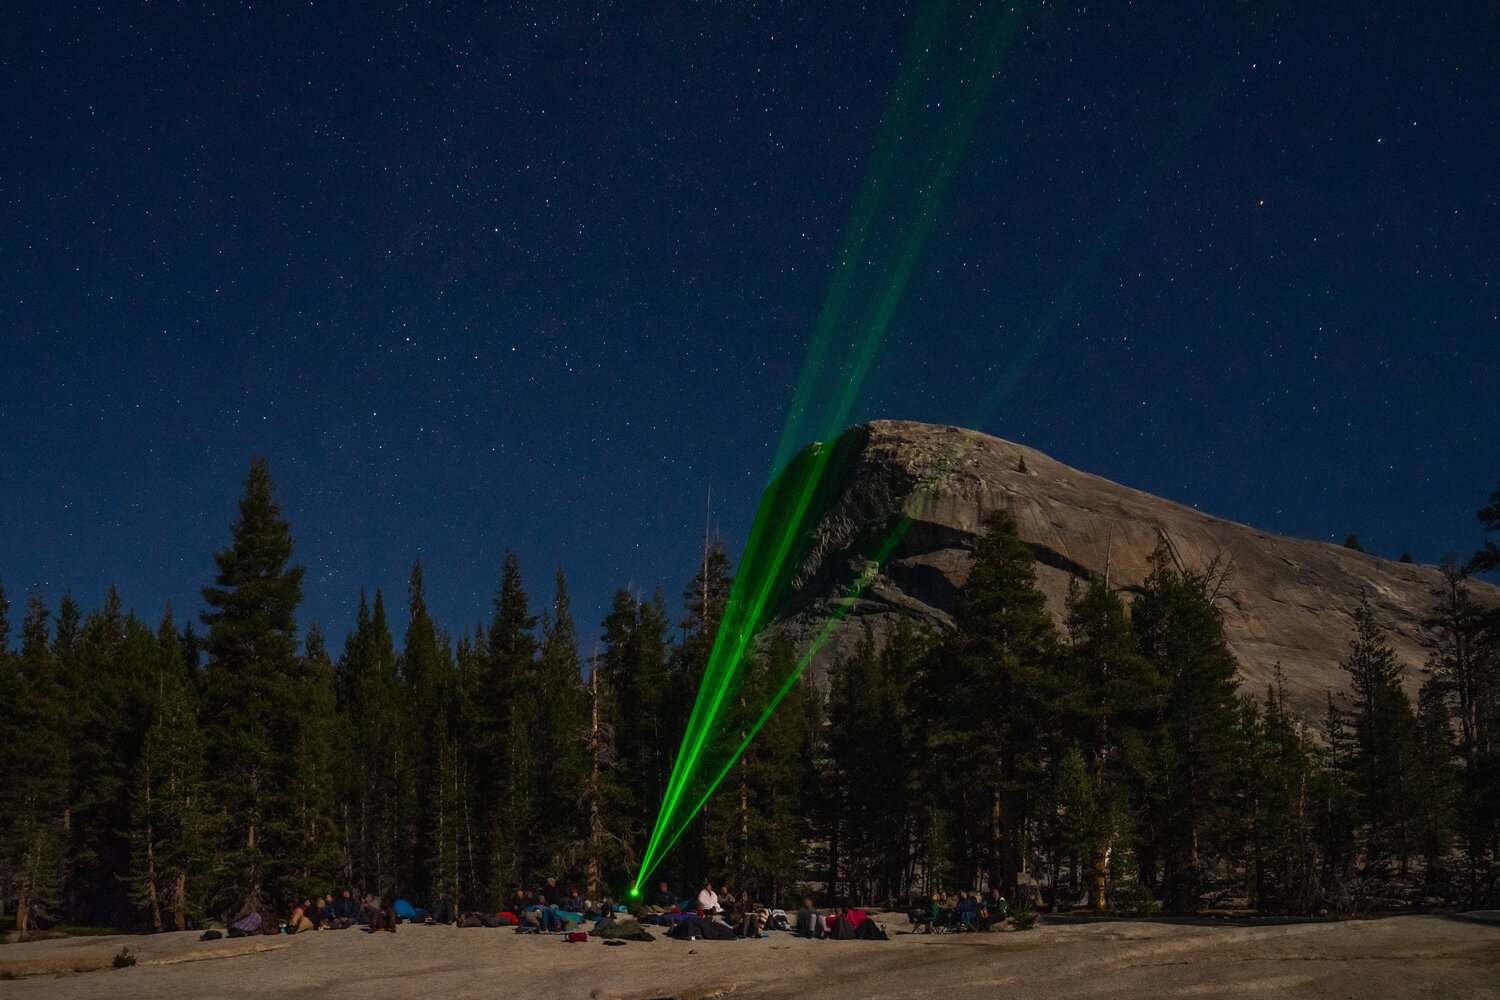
1, 459, 1497, 937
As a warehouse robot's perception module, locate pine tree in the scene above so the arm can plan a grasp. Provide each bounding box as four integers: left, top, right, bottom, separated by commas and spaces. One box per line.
199, 455, 307, 914
1337, 600, 1419, 883
402, 559, 447, 901
1131, 545, 1242, 911
674, 541, 734, 721
824, 617, 924, 906
1314, 692, 1359, 904
663, 544, 735, 887
472, 551, 538, 898
453, 626, 488, 902
598, 588, 673, 871
2, 591, 67, 940
581, 638, 623, 896
1056, 577, 1161, 910
426, 624, 469, 906
126, 608, 211, 931
337, 589, 409, 898
697, 631, 813, 906
285, 621, 340, 902
1241, 665, 1319, 913
918, 509, 1057, 895
531, 568, 589, 880
1411, 677, 1459, 898
1422, 561, 1499, 888
68, 590, 156, 924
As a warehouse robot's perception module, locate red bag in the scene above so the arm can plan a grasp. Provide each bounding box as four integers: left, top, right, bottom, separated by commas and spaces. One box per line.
566, 931, 589, 943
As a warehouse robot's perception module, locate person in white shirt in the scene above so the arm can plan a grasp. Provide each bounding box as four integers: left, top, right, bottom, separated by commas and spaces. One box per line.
697, 882, 721, 915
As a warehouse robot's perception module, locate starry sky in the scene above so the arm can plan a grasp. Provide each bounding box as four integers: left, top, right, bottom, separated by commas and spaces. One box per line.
4, 2, 1497, 649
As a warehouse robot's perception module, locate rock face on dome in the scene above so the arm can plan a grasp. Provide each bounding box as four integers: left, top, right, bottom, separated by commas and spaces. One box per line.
763, 420, 1497, 726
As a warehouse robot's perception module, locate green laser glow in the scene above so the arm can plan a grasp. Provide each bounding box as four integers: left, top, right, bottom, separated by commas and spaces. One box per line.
640, 496, 939, 871
633, 1, 1021, 894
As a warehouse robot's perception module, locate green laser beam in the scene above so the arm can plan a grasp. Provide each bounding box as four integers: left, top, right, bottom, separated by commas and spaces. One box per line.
772, 1, 945, 476
633, 0, 1267, 891
634, 2, 1022, 892
640, 489, 945, 870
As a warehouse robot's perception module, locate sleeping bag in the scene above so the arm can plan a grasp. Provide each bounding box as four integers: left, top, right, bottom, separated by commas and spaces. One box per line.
667, 915, 736, 941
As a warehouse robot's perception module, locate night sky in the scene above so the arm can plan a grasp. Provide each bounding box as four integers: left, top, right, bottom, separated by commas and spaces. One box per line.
4, 2, 1497, 649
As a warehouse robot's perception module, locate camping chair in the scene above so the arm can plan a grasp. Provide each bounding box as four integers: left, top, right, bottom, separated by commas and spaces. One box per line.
909, 899, 949, 934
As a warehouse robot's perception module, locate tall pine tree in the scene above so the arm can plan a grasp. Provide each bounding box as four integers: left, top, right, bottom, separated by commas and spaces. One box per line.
200, 456, 307, 914
1131, 544, 1242, 911
918, 509, 1058, 895
1336, 600, 1418, 882
1056, 577, 1160, 910
126, 608, 210, 931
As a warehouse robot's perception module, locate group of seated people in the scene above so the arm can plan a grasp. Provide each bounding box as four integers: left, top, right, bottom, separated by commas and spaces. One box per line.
267, 891, 472, 935
638, 881, 889, 941
262, 878, 928, 941
641, 879, 740, 918
912, 888, 1009, 932
275, 890, 364, 933
504, 879, 623, 932
267, 876, 626, 936
639, 879, 760, 937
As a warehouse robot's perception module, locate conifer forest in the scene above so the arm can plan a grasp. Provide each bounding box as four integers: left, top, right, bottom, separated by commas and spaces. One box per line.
3, 457, 1499, 937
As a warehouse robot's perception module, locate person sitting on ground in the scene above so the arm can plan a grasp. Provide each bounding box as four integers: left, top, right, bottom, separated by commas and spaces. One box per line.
697, 881, 721, 915
736, 905, 762, 938
718, 884, 737, 917
332, 889, 359, 928
650, 880, 675, 914
287, 901, 316, 934
564, 887, 585, 913
313, 894, 335, 928
361, 892, 397, 931
795, 897, 826, 938
525, 896, 562, 932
